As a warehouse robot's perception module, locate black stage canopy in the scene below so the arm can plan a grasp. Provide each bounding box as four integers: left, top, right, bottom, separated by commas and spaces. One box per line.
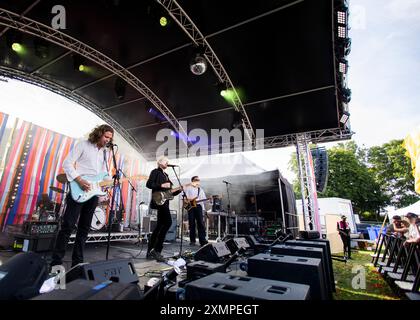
0, 0, 352, 158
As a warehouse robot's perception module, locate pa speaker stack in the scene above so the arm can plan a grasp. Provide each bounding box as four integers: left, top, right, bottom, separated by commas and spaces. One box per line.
285, 239, 335, 292
271, 244, 332, 298
185, 273, 310, 300
247, 253, 326, 300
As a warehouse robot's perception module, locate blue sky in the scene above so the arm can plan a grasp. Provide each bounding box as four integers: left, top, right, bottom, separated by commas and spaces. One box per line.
0, 0, 419, 183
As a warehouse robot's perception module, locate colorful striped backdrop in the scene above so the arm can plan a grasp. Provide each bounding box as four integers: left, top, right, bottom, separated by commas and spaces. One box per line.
0, 112, 147, 231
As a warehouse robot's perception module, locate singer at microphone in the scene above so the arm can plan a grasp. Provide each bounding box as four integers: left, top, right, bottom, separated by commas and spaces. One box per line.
106, 142, 117, 148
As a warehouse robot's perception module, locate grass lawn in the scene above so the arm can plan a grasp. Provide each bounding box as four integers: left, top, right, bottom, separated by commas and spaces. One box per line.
332, 250, 400, 300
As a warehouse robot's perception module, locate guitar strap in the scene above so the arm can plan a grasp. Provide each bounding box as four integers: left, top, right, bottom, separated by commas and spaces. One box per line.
197, 187, 200, 198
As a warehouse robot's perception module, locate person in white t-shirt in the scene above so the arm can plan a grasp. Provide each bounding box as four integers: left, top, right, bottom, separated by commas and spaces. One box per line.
184, 176, 209, 246
404, 212, 420, 245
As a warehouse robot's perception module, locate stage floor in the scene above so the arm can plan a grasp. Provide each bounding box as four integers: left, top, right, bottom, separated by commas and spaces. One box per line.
0, 238, 244, 292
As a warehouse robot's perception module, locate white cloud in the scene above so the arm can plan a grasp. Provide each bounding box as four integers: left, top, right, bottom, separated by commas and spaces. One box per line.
385, 0, 420, 22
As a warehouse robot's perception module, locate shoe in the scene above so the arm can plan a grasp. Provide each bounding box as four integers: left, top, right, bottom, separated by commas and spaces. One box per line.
146, 251, 153, 259
149, 249, 167, 262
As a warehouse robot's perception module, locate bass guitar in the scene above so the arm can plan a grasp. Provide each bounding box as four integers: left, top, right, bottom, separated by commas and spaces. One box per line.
183, 197, 212, 211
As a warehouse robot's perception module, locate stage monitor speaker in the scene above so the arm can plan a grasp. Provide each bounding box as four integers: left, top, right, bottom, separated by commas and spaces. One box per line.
187, 261, 226, 280
225, 237, 251, 254
285, 239, 335, 292
270, 244, 332, 298
65, 259, 139, 284
0, 252, 48, 300
185, 273, 310, 300
32, 279, 143, 300
247, 253, 326, 300
299, 230, 320, 240
194, 242, 231, 263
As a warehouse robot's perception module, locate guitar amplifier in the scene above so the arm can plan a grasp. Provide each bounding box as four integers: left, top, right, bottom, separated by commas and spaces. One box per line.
23, 221, 59, 235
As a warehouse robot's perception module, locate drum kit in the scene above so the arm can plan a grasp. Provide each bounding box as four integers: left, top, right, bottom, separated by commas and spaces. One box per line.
31, 173, 109, 231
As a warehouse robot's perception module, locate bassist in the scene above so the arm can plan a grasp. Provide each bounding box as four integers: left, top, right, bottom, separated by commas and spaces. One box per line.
51, 124, 113, 269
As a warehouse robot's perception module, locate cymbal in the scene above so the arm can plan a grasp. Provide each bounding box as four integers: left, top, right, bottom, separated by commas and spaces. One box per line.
50, 186, 64, 194
56, 173, 68, 184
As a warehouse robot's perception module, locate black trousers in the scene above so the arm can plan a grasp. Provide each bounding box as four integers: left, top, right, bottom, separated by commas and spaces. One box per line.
340, 233, 351, 258
148, 202, 172, 253
51, 194, 98, 267
188, 206, 207, 245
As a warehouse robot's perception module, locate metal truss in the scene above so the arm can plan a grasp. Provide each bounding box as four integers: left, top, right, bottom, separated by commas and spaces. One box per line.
140, 127, 353, 160
68, 231, 144, 244
296, 133, 321, 232
0, 7, 189, 145
157, 0, 255, 142
0, 65, 144, 154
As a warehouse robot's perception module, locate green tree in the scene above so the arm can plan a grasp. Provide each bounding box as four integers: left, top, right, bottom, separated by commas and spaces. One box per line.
367, 139, 419, 208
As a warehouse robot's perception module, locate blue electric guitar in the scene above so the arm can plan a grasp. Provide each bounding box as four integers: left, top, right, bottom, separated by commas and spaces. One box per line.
69, 172, 147, 203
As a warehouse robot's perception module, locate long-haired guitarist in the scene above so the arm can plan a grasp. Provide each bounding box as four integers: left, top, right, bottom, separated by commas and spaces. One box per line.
146, 156, 183, 262
184, 176, 209, 247
50, 124, 113, 269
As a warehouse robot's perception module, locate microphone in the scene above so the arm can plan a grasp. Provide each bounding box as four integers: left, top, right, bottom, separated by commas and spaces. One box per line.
106, 142, 117, 148
167, 164, 179, 167
222, 180, 232, 184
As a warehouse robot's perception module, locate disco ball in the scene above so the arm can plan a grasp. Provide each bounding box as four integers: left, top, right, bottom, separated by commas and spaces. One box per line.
190, 55, 207, 75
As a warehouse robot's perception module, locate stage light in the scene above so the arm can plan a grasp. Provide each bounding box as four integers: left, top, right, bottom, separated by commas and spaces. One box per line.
190, 54, 207, 75
340, 111, 350, 124
160, 16, 168, 27
338, 26, 346, 38
339, 60, 347, 73
12, 43, 23, 53
337, 11, 346, 25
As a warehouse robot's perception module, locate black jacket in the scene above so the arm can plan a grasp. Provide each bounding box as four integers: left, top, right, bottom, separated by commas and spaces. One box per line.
146, 167, 181, 208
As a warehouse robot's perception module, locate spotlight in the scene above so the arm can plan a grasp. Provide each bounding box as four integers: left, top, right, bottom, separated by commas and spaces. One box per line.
114, 77, 126, 100
340, 111, 350, 124
190, 54, 207, 76
160, 16, 168, 27
12, 43, 23, 53
72, 55, 86, 72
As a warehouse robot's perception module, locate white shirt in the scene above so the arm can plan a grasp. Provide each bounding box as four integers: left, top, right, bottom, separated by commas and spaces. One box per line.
184, 185, 207, 210
408, 223, 420, 240
62, 140, 109, 181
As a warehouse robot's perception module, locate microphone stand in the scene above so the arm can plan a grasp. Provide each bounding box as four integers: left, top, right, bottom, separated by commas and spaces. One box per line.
223, 181, 232, 237
105, 144, 120, 260
118, 169, 137, 230
171, 166, 187, 258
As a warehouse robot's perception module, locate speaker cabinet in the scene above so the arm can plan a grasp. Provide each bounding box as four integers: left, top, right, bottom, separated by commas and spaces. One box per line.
247, 253, 327, 300
33, 279, 143, 300
225, 237, 251, 254
65, 259, 139, 284
194, 242, 231, 263
285, 239, 335, 292
185, 273, 310, 300
270, 244, 332, 298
